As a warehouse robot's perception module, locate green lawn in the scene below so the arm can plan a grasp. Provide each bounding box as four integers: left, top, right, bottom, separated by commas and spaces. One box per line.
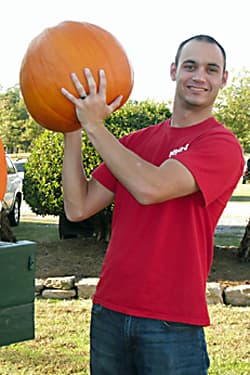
13, 221, 59, 242
0, 300, 249, 375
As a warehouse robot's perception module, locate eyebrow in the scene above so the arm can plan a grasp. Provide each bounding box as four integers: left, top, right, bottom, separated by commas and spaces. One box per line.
182, 59, 221, 69
182, 59, 196, 65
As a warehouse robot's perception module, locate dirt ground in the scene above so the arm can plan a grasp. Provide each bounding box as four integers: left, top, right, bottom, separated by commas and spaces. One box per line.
35, 237, 249, 288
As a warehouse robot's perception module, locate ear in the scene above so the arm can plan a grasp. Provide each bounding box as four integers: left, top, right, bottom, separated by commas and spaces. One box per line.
170, 63, 177, 81
220, 70, 228, 89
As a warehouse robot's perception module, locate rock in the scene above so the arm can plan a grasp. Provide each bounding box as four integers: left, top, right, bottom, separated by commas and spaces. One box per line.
224, 285, 250, 306
206, 282, 223, 304
42, 289, 76, 299
43, 276, 76, 290
76, 278, 99, 299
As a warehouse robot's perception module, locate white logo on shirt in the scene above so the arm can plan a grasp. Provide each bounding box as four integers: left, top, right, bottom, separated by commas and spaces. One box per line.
169, 143, 190, 158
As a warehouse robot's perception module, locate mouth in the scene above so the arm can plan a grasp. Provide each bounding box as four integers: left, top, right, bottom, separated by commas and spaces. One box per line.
187, 85, 208, 93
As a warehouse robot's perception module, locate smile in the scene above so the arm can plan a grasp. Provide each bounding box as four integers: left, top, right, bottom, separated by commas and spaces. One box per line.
187, 86, 208, 92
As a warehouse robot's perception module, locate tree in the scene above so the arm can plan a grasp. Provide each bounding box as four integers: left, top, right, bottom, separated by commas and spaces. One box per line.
0, 85, 43, 152
238, 217, 250, 261
214, 69, 250, 152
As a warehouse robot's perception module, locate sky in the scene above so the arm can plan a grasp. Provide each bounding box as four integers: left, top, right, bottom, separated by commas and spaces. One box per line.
1, 0, 249, 102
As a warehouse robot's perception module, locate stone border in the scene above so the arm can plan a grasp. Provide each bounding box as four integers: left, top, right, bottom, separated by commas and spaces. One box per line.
35, 277, 250, 306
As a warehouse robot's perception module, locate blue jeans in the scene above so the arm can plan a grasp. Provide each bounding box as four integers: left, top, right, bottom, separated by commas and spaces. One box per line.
90, 304, 210, 375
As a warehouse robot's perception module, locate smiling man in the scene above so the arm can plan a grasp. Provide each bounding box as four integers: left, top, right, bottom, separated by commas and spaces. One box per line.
171, 35, 228, 122
61, 35, 244, 375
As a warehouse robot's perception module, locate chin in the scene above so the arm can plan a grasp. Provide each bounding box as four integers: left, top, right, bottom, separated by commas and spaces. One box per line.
185, 98, 206, 107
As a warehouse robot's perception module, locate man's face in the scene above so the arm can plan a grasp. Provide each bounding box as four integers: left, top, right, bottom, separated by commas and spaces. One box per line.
171, 40, 228, 109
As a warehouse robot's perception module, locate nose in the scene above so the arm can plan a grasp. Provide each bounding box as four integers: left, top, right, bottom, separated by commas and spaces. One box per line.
192, 67, 206, 82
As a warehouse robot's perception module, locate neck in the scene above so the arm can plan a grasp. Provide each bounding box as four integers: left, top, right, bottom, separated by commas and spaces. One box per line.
171, 100, 213, 128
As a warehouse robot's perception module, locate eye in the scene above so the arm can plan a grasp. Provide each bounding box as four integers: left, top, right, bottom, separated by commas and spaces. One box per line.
207, 66, 219, 73
183, 64, 195, 71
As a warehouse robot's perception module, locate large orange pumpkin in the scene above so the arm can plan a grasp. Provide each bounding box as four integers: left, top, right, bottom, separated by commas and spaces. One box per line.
19, 21, 134, 133
0, 138, 7, 202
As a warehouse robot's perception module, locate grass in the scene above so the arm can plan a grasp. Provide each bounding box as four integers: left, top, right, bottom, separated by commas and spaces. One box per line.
14, 222, 59, 242
214, 232, 246, 247
0, 299, 92, 375
0, 300, 249, 374
13, 212, 59, 242
206, 305, 250, 375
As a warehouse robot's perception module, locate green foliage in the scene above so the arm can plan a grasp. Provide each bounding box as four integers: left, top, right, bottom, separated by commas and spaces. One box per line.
105, 99, 171, 131
23, 132, 64, 215
214, 69, 250, 152
23, 100, 171, 216
0, 85, 43, 152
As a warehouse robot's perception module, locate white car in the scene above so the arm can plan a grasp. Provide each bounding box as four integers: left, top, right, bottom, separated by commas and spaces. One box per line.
1, 155, 23, 226
14, 158, 27, 181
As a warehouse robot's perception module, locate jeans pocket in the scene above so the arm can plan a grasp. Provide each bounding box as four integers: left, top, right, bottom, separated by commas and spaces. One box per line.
162, 321, 199, 331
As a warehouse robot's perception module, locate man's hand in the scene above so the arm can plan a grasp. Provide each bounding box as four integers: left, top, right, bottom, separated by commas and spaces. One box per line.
61, 68, 122, 131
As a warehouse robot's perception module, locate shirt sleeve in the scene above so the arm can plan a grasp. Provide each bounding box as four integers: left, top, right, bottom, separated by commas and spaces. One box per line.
91, 135, 131, 193
92, 162, 117, 193
172, 131, 244, 206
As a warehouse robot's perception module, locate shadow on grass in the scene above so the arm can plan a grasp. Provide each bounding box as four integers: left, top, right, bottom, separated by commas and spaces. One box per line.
13, 221, 59, 242
214, 224, 245, 247
230, 196, 250, 202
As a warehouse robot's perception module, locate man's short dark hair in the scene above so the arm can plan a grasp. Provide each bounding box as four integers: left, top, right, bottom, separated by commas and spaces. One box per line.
175, 35, 226, 72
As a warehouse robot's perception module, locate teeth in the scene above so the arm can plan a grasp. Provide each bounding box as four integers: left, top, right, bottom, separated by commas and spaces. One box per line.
189, 87, 205, 92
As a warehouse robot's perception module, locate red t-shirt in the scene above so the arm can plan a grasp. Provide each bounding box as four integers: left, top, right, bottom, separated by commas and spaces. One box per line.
92, 117, 244, 326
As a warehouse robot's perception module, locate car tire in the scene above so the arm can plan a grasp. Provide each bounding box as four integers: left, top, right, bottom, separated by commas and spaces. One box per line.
8, 196, 21, 226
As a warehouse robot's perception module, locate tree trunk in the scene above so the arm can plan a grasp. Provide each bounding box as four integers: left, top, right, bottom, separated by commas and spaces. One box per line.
0, 209, 16, 243
238, 218, 250, 262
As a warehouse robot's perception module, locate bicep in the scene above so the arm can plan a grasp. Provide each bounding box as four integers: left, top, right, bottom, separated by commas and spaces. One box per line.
85, 177, 114, 215
156, 158, 199, 201
65, 177, 114, 222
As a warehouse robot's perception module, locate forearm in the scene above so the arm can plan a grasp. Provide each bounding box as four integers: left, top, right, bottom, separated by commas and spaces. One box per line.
62, 130, 88, 220
84, 124, 159, 204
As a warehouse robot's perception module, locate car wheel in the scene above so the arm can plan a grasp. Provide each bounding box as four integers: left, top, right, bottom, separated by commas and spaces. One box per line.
8, 196, 21, 226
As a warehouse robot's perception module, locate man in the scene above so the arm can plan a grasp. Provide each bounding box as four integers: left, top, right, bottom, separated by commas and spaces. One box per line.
61, 35, 244, 375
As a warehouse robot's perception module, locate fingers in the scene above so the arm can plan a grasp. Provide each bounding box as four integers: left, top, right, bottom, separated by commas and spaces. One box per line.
61, 68, 122, 112
98, 69, 106, 101
61, 72, 87, 103
61, 69, 97, 101
71, 73, 87, 98
97, 70, 123, 112
109, 95, 123, 112
61, 87, 78, 104
84, 68, 97, 95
